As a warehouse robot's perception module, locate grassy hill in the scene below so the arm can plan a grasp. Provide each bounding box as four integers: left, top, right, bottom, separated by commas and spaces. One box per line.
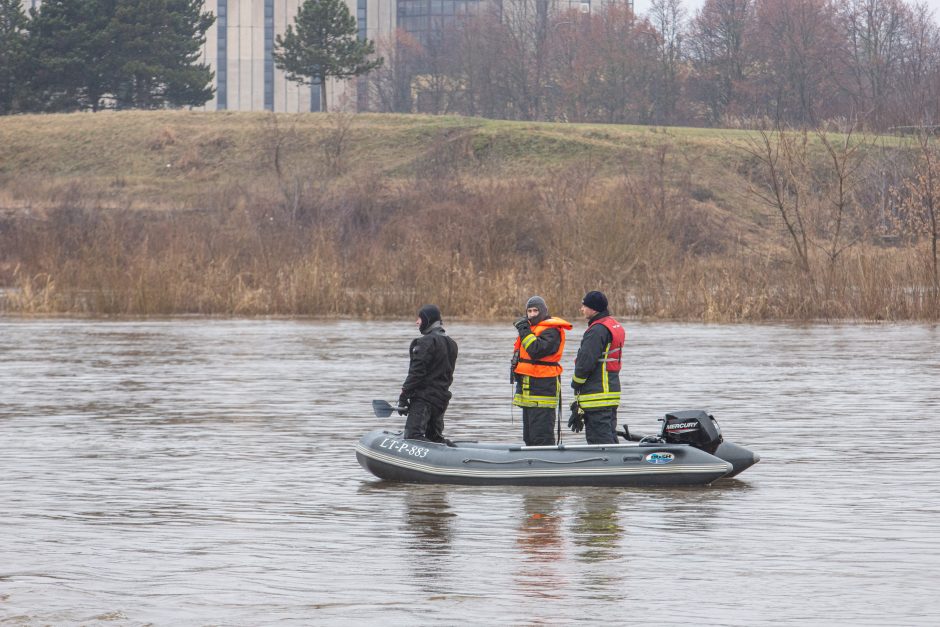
0, 110, 752, 206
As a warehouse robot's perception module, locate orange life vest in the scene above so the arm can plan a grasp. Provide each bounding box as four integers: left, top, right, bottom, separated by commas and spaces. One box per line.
513, 317, 574, 378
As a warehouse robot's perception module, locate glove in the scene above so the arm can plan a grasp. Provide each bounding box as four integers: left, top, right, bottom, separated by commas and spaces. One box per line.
568, 400, 584, 433
568, 412, 584, 433
513, 317, 531, 337
571, 380, 582, 393
397, 393, 409, 416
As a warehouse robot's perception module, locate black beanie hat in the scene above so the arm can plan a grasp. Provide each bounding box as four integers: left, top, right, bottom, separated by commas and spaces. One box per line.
418, 304, 442, 333
582, 290, 608, 312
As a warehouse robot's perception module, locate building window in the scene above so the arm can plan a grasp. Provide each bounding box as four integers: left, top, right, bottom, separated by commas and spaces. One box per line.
311, 79, 321, 113
357, 0, 369, 110
217, 0, 227, 110
264, 0, 274, 110
357, 0, 367, 40
396, 0, 481, 45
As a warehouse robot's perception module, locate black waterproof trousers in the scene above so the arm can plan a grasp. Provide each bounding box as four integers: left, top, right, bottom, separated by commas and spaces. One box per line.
583, 408, 618, 444
523, 407, 556, 446
404, 400, 446, 443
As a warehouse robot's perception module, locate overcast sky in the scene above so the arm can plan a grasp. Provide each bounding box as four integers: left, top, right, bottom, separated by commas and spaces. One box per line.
632, 0, 940, 22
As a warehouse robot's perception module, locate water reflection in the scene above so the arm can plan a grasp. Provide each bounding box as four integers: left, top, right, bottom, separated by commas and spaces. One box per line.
402, 488, 455, 559
513, 492, 567, 600
635, 482, 754, 534
570, 492, 623, 564
567, 492, 627, 601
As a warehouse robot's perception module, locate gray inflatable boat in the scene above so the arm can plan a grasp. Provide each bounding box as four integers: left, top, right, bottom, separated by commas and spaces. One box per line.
356, 409, 759, 487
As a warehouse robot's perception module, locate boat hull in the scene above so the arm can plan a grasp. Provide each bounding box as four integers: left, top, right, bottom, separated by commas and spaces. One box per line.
355, 429, 735, 487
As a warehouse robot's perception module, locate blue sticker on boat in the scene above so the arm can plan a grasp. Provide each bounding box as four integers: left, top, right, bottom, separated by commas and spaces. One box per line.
645, 452, 675, 464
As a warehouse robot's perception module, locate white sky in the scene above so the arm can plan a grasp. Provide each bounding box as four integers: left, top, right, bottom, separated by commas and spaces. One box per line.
632, 0, 940, 22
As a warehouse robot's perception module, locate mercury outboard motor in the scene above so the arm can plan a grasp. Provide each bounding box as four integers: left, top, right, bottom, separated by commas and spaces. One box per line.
660, 410, 723, 454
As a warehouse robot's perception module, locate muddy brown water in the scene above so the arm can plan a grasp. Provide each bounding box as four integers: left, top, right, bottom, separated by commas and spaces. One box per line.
2, 319, 938, 625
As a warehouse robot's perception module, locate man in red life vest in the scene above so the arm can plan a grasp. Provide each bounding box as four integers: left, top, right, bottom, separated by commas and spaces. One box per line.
569, 290, 625, 444
512, 296, 573, 445
398, 305, 459, 445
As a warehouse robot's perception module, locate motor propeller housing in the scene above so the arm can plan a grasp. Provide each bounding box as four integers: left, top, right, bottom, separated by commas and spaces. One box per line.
660, 410, 724, 454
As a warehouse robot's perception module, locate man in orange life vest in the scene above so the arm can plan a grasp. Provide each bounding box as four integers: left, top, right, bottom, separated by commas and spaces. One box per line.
511, 296, 573, 445
569, 290, 625, 444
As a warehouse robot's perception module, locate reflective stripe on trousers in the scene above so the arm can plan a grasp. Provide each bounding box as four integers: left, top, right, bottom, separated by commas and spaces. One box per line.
513, 375, 560, 408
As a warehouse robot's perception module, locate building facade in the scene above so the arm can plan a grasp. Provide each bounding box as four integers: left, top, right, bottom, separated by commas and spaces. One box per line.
201, 0, 383, 112
20, 0, 633, 113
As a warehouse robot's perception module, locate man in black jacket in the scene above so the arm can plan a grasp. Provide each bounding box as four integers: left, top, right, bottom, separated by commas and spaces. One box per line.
570, 291, 625, 444
399, 304, 459, 444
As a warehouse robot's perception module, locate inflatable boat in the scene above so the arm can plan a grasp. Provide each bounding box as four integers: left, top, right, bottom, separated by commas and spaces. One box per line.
356, 407, 759, 487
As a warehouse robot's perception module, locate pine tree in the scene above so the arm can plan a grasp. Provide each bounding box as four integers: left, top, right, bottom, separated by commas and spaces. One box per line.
110, 0, 215, 109
274, 0, 383, 112
26, 0, 117, 111
0, 0, 29, 114
26, 0, 214, 111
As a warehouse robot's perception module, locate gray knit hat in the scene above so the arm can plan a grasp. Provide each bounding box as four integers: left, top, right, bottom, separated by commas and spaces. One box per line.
525, 295, 549, 323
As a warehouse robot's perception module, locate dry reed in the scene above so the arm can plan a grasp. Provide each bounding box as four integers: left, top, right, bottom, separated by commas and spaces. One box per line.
1, 170, 938, 320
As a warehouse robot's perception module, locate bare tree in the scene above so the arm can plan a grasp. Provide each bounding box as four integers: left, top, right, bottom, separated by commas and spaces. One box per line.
742, 128, 815, 288
838, 0, 908, 128
742, 122, 874, 315
687, 0, 754, 124
367, 30, 424, 113
593, 6, 659, 123
497, 0, 553, 120
749, 0, 842, 126
895, 2, 940, 128
894, 131, 940, 303
814, 125, 871, 303
450, 11, 510, 118
649, 0, 687, 124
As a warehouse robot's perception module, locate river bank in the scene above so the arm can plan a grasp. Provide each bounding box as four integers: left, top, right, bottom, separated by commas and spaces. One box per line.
1, 111, 937, 320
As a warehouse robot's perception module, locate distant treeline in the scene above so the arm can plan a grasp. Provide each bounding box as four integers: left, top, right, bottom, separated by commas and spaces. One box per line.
4, 0, 940, 132
367, 0, 940, 131
0, 0, 215, 114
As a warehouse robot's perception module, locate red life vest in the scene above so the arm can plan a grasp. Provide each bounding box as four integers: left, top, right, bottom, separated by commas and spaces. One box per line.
513, 317, 573, 378
589, 316, 625, 373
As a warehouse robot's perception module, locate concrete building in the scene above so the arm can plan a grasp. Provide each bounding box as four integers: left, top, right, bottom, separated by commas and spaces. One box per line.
200, 0, 478, 112
199, 0, 397, 112
200, 0, 632, 112
20, 0, 633, 113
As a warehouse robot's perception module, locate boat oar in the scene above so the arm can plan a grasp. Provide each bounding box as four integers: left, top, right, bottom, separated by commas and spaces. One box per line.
372, 399, 407, 418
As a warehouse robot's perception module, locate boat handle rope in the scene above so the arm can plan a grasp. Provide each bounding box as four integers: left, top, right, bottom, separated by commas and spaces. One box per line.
462, 457, 608, 465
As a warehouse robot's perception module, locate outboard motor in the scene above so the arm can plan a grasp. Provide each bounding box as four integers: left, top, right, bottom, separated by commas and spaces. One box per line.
660, 410, 723, 454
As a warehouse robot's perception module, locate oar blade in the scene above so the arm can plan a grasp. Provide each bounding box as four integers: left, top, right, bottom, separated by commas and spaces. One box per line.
372, 399, 396, 418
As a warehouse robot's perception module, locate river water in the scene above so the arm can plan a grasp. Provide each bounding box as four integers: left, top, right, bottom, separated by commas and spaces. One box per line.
1, 318, 938, 625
